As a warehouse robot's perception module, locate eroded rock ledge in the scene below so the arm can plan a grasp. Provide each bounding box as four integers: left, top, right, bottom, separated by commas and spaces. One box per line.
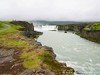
56, 23, 100, 43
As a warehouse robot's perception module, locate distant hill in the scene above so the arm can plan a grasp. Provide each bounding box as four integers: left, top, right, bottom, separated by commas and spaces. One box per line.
30, 20, 95, 25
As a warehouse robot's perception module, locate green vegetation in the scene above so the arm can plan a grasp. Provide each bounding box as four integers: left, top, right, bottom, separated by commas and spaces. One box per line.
75, 32, 82, 36
21, 51, 41, 68
0, 32, 28, 48
84, 23, 100, 31
20, 47, 64, 72
0, 21, 11, 29
39, 52, 64, 72
66, 74, 70, 75
75, 22, 100, 44
0, 23, 7, 30
0, 25, 22, 35
0, 21, 25, 47
0, 21, 42, 69
6, 40, 28, 47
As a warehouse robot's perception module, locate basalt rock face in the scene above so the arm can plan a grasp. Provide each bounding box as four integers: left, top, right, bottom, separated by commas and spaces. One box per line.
81, 30, 100, 38
57, 24, 87, 32
57, 24, 100, 38
76, 23, 100, 43
80, 23, 100, 38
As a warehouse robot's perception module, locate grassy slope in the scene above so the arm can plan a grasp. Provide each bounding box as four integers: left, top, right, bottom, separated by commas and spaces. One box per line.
0, 21, 67, 75
84, 23, 100, 31
0, 22, 7, 30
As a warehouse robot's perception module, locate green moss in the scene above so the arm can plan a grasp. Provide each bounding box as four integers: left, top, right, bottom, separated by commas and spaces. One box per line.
39, 52, 64, 72
66, 74, 71, 75
67, 67, 75, 72
21, 50, 64, 71
0, 21, 23, 35
75, 32, 82, 36
0, 23, 7, 29
5, 40, 28, 47
20, 51, 41, 69
23, 58, 41, 69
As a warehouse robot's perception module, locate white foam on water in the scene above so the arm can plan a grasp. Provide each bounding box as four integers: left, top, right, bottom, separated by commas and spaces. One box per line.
59, 59, 99, 75
59, 60, 85, 75
96, 63, 100, 66
73, 48, 80, 52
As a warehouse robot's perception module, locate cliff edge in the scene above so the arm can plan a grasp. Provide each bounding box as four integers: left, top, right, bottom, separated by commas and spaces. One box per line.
0, 21, 74, 75
77, 23, 100, 43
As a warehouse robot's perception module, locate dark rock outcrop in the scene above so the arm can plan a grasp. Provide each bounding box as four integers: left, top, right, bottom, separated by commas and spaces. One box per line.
74, 23, 100, 43
10, 21, 43, 37
81, 30, 100, 38
34, 40, 42, 46
11, 21, 34, 31
57, 23, 100, 43
18, 69, 55, 75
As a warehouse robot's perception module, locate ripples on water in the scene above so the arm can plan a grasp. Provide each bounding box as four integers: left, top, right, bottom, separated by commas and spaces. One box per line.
34, 25, 100, 75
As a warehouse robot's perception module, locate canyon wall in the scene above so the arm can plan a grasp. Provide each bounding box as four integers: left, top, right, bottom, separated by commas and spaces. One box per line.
57, 23, 100, 43
81, 30, 100, 38
57, 24, 86, 32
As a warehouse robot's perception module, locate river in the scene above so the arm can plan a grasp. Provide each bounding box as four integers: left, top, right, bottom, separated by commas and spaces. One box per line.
35, 25, 100, 75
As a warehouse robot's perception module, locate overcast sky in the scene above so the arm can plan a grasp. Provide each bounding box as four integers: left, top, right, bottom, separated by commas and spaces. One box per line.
0, 0, 100, 21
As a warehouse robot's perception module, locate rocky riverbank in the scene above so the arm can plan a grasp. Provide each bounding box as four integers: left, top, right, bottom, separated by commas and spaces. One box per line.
56, 24, 87, 32
0, 21, 75, 75
76, 23, 100, 43
56, 23, 100, 43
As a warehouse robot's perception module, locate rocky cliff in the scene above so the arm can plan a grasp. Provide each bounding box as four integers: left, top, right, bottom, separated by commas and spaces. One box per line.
76, 23, 100, 43
0, 21, 74, 75
81, 23, 100, 38
57, 23, 100, 43
11, 21, 43, 37
57, 24, 87, 32
81, 30, 100, 38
